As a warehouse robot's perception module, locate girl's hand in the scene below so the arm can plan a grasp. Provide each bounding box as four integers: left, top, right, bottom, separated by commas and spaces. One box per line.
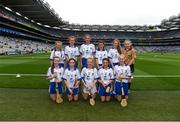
84, 84, 88, 89
87, 86, 91, 90
106, 82, 110, 87
53, 74, 57, 78
69, 88, 73, 95
47, 76, 53, 80
74, 80, 80, 88
55, 79, 60, 83
90, 83, 94, 88
116, 76, 121, 81
102, 82, 107, 87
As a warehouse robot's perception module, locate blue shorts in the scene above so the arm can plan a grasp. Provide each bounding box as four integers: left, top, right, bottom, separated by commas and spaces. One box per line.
59, 63, 64, 68
97, 64, 102, 69
109, 63, 119, 68
82, 58, 87, 68
66, 87, 79, 96
113, 63, 119, 66
49, 82, 63, 94
114, 81, 128, 96
98, 83, 112, 96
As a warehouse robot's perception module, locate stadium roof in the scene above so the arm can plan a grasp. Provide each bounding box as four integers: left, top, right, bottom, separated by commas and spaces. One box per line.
59, 24, 158, 32
160, 14, 180, 29
0, 0, 179, 32
0, 0, 67, 27
60, 13, 180, 31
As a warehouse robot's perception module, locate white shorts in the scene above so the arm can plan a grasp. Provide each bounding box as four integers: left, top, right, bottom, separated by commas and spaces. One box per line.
83, 85, 97, 94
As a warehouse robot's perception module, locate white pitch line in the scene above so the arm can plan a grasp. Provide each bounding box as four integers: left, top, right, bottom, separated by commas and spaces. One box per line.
134, 75, 180, 78
0, 73, 45, 76
0, 73, 180, 78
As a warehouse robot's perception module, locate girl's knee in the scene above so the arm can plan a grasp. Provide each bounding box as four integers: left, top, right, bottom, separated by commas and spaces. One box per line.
100, 96, 106, 102
50, 94, 56, 101
106, 96, 111, 102
125, 96, 128, 100
117, 95, 122, 102
74, 95, 79, 101
68, 95, 73, 102
82, 93, 88, 100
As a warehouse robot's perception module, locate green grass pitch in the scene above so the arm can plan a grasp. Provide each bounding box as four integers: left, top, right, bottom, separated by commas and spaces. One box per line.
0, 53, 180, 121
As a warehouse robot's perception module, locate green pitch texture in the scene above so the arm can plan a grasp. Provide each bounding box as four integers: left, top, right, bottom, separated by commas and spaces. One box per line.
0, 53, 180, 121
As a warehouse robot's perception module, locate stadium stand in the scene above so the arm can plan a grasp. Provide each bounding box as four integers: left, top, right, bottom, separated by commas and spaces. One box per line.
0, 36, 53, 55
0, 0, 180, 55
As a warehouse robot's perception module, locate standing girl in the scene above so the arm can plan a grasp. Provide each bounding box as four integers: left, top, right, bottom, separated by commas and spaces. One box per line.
50, 41, 65, 68
95, 40, 108, 69
64, 36, 79, 68
80, 34, 95, 68
108, 39, 122, 68
122, 40, 136, 93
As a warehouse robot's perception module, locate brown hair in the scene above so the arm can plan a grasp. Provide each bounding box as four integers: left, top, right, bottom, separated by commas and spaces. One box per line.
102, 58, 110, 68
83, 34, 91, 39
51, 56, 60, 74
68, 36, 77, 41
113, 39, 122, 54
55, 40, 62, 51
97, 40, 105, 51
68, 58, 76, 63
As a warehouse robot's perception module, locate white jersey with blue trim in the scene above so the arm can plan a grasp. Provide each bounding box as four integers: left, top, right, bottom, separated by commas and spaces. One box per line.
114, 65, 131, 83
64, 45, 79, 60
63, 68, 81, 88
95, 50, 108, 65
49, 50, 65, 64
80, 43, 95, 58
108, 48, 119, 63
47, 67, 64, 82
98, 68, 114, 84
81, 67, 98, 85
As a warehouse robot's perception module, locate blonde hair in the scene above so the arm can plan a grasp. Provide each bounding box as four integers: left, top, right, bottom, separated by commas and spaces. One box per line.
124, 39, 133, 50
87, 58, 94, 67
119, 54, 125, 60
87, 57, 94, 62
124, 39, 132, 45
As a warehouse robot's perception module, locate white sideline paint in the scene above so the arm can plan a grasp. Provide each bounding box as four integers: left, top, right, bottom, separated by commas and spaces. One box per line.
134, 75, 180, 78
0, 73, 45, 77
0, 73, 180, 78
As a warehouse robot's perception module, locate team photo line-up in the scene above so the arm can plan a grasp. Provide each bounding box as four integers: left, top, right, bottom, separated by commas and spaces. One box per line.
47, 34, 136, 107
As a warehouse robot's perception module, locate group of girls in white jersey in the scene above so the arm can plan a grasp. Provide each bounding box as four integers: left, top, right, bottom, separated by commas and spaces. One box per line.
47, 34, 136, 107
